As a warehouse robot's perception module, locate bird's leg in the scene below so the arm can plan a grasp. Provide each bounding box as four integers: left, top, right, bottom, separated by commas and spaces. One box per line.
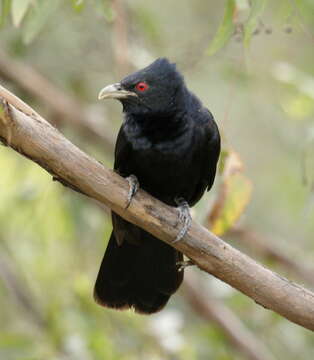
176, 260, 195, 272
173, 197, 192, 243
125, 175, 139, 209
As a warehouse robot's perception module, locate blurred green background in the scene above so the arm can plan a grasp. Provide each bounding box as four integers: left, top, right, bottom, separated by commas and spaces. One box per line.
0, 0, 314, 359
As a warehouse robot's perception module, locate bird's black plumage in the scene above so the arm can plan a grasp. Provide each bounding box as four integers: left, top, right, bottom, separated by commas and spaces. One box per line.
95, 58, 220, 314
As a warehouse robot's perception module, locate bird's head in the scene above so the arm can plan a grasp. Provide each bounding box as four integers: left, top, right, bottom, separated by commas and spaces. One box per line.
98, 58, 185, 116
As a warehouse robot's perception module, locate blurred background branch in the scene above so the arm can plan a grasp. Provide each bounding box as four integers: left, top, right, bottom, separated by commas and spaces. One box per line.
183, 273, 275, 360
228, 226, 314, 287
0, 49, 115, 152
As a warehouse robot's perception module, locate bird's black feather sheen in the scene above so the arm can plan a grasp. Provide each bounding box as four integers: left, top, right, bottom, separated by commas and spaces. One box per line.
94, 58, 220, 314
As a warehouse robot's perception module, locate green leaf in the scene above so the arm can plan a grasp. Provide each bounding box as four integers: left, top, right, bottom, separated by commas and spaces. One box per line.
11, 0, 31, 27
0, 0, 11, 28
243, 0, 268, 47
22, 0, 60, 44
207, 0, 236, 56
71, 0, 85, 12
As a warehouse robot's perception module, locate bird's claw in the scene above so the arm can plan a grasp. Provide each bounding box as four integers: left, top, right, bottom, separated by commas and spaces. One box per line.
173, 197, 192, 243
125, 175, 139, 209
176, 260, 194, 272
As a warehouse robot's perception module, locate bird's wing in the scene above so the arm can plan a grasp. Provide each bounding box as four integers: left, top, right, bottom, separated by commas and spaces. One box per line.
113, 125, 132, 176
202, 110, 221, 192
188, 109, 220, 206
112, 126, 140, 246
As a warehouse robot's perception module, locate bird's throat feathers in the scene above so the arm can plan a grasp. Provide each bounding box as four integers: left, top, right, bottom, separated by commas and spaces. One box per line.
123, 109, 190, 149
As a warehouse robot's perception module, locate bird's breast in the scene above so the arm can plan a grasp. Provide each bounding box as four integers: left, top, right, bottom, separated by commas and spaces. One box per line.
128, 132, 202, 206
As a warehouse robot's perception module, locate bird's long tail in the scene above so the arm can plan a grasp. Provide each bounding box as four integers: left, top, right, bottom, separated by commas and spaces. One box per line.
94, 228, 184, 314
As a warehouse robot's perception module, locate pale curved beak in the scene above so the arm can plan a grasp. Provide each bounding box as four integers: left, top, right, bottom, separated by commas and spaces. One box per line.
98, 83, 137, 100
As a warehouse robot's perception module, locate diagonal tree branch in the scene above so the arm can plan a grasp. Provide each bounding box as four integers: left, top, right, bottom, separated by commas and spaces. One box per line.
1, 84, 314, 332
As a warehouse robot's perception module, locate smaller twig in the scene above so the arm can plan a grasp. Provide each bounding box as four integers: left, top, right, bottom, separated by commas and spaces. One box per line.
229, 226, 314, 288
183, 273, 276, 360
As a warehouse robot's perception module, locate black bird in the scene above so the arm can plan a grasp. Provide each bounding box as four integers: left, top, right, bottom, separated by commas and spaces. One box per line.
95, 58, 220, 314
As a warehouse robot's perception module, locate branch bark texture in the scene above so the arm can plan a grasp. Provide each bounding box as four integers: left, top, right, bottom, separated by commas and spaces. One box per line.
1, 85, 314, 331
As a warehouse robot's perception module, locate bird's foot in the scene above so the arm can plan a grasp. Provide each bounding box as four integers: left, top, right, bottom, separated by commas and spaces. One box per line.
173, 197, 192, 243
125, 175, 139, 209
176, 260, 194, 272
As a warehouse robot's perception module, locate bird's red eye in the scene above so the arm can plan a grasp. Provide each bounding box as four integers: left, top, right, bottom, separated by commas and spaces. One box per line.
135, 82, 148, 92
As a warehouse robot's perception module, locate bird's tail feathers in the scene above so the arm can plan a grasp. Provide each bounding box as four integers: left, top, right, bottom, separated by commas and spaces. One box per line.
94, 230, 183, 314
